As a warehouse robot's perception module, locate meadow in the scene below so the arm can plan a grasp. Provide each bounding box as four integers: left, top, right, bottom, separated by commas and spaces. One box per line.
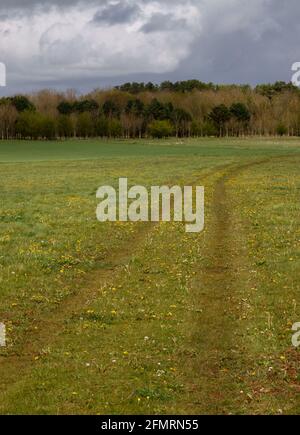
0, 137, 300, 415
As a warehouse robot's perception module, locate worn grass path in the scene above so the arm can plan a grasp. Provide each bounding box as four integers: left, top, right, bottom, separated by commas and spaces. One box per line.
180, 158, 273, 414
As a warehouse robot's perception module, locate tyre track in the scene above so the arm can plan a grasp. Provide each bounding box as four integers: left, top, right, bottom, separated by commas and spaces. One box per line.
183, 157, 278, 414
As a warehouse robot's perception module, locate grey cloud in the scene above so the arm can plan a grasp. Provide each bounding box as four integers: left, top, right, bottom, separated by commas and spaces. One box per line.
141, 13, 188, 33
0, 0, 102, 16
93, 1, 140, 25
183, 0, 300, 85
1, 0, 300, 95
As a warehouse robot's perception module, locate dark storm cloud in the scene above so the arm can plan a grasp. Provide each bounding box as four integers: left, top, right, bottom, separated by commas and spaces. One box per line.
93, 2, 140, 25
187, 0, 300, 85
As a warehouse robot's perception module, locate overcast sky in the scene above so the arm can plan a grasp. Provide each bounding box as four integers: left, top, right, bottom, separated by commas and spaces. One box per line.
0, 0, 299, 95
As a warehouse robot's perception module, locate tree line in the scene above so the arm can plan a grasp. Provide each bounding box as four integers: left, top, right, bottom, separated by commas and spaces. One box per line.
0, 80, 300, 140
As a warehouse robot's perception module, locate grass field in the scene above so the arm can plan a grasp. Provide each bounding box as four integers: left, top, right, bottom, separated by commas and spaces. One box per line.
0, 138, 300, 415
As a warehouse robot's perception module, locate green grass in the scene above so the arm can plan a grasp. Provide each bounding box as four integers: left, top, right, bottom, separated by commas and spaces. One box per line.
0, 138, 300, 414
0, 137, 299, 162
